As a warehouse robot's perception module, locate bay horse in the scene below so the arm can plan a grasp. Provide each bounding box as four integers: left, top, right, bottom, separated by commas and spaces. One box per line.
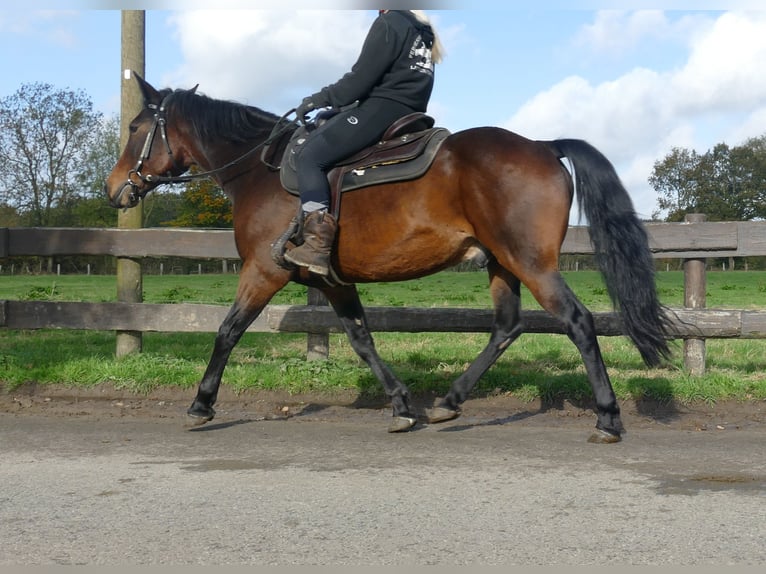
106, 75, 671, 443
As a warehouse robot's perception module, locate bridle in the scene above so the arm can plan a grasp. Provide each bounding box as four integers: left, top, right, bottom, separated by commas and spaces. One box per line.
112, 92, 298, 208
113, 93, 178, 208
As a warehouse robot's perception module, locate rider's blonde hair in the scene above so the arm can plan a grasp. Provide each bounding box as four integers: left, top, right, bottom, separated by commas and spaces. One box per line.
411, 10, 445, 64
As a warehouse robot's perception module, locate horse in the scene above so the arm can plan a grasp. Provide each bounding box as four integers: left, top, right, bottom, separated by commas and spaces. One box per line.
105, 75, 672, 443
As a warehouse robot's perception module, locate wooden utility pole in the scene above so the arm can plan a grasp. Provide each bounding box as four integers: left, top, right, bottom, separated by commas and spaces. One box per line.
116, 10, 145, 357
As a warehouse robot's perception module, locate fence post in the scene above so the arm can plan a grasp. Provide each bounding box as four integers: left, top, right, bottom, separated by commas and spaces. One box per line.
306, 287, 330, 361
683, 213, 707, 375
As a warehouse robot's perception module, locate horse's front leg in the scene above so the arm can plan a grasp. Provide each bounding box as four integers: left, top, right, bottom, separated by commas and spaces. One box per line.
186, 299, 266, 426
323, 284, 417, 432
186, 258, 290, 426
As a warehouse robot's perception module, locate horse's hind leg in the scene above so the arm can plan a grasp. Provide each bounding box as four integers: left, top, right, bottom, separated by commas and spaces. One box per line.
322, 284, 417, 432
527, 270, 623, 443
427, 261, 524, 423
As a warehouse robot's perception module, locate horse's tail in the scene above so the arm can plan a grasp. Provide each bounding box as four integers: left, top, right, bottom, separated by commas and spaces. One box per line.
547, 138, 672, 367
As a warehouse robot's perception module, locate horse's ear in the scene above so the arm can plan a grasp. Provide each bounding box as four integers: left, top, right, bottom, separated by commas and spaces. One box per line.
132, 72, 161, 106
188, 84, 199, 95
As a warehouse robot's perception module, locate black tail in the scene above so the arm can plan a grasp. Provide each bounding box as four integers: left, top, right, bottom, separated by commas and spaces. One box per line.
549, 138, 672, 366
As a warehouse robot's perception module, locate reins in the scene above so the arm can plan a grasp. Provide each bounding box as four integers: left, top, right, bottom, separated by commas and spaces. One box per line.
142, 106, 298, 186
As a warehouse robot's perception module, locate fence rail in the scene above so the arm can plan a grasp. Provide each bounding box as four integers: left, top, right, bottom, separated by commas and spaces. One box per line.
3, 300, 766, 340
3, 220, 766, 259
3, 219, 766, 374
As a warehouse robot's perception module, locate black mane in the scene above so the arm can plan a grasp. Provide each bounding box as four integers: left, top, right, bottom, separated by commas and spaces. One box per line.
162, 87, 281, 145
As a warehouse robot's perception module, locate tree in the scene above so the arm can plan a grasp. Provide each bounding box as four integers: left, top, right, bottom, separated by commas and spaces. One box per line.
730, 135, 766, 220
143, 191, 185, 227
165, 176, 233, 228
76, 114, 121, 199
0, 204, 21, 227
650, 136, 766, 222
0, 83, 103, 226
65, 114, 121, 228
649, 147, 701, 221
692, 143, 747, 221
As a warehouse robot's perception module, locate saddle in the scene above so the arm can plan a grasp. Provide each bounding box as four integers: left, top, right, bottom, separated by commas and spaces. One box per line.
279, 112, 451, 218
271, 112, 450, 280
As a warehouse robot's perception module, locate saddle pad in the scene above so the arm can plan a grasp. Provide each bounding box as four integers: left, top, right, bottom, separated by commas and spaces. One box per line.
280, 128, 451, 196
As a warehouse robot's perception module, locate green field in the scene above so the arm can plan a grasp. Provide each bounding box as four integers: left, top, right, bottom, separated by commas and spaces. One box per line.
1, 270, 766, 404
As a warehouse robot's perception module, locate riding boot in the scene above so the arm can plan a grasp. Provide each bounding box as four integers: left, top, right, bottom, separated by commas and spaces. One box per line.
284, 210, 338, 276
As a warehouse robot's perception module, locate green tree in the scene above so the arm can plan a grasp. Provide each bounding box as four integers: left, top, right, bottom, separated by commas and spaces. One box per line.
165, 176, 233, 228
71, 197, 118, 228
650, 147, 701, 221
650, 136, 766, 222
731, 135, 766, 220
0, 204, 21, 227
0, 83, 104, 226
76, 114, 121, 199
694, 143, 743, 220
144, 191, 185, 227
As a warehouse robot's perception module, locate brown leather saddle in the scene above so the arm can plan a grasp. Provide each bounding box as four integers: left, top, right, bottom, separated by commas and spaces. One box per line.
279, 112, 450, 218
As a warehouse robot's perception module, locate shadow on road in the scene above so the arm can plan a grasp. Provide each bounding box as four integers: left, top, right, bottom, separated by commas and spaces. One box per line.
187, 418, 262, 432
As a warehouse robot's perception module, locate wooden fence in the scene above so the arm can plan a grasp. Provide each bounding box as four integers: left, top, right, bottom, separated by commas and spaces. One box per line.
3, 217, 766, 374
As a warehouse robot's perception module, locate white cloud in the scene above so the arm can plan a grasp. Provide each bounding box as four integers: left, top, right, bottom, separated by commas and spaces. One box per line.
727, 108, 766, 144
504, 11, 766, 221
672, 12, 766, 112
166, 10, 371, 113
507, 68, 670, 160
575, 10, 670, 54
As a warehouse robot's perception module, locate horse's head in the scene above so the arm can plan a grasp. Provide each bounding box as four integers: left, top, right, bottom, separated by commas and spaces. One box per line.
105, 74, 198, 209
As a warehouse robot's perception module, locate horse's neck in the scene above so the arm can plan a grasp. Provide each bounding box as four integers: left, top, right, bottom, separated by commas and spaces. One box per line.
193, 139, 266, 187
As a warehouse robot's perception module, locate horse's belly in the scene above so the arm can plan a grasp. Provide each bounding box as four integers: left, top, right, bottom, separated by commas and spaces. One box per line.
334, 230, 482, 282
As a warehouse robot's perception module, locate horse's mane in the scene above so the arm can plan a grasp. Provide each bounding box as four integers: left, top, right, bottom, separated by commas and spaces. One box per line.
162, 87, 281, 145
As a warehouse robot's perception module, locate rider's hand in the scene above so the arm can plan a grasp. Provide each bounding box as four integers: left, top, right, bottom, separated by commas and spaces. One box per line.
296, 97, 316, 123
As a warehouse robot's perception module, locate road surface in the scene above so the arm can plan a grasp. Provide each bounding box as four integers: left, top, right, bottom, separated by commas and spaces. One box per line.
0, 392, 764, 566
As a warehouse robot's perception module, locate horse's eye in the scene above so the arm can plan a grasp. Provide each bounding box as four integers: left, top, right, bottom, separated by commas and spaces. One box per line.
129, 123, 139, 134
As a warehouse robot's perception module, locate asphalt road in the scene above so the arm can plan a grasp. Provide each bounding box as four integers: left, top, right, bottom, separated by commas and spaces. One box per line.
1, 405, 764, 566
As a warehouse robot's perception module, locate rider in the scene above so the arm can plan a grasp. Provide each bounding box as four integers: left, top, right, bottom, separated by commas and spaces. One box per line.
284, 9, 443, 276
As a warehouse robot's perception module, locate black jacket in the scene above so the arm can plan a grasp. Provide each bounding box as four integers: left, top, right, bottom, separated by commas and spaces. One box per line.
310, 10, 436, 113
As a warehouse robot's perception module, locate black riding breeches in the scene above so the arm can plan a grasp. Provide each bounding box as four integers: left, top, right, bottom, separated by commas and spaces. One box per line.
296, 97, 415, 209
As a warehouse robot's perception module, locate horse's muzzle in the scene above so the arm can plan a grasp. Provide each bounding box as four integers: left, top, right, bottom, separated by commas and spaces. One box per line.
107, 181, 142, 209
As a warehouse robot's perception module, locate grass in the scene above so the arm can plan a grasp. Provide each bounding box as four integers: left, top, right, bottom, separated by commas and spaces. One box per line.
2, 270, 766, 404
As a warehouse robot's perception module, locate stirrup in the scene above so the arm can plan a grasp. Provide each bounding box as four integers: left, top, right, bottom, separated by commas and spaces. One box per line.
270, 216, 300, 269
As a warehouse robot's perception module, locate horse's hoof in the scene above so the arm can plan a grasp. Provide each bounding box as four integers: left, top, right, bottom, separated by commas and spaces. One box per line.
388, 416, 417, 433
186, 407, 215, 427
587, 428, 621, 444
185, 413, 213, 427
425, 406, 460, 424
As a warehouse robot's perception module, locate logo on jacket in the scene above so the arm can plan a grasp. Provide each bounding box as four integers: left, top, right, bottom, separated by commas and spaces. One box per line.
409, 34, 434, 76
347, 116, 359, 125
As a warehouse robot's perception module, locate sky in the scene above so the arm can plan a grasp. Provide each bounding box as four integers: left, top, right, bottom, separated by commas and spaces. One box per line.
2, 2, 766, 222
